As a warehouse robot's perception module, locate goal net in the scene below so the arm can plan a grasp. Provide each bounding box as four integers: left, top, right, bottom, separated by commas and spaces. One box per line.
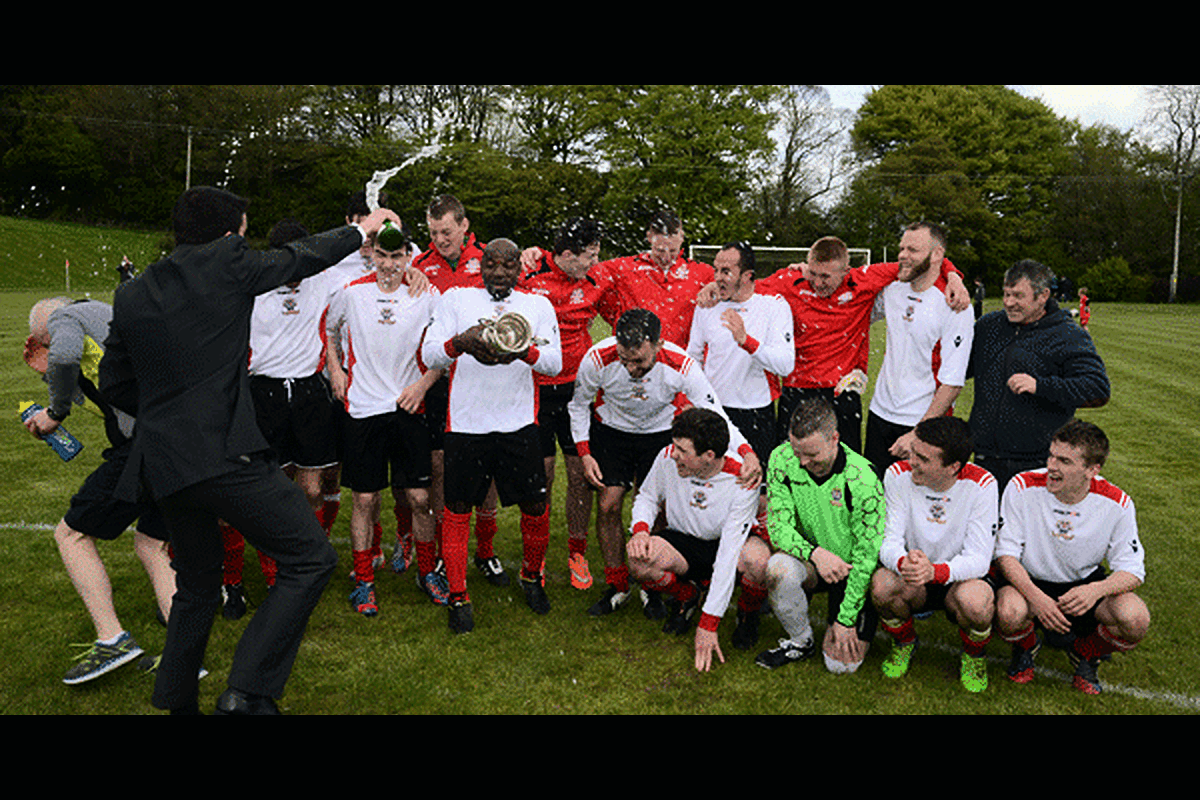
689, 244, 874, 273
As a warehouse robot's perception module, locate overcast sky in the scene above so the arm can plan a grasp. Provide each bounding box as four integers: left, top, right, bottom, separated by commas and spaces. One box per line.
822, 84, 1152, 133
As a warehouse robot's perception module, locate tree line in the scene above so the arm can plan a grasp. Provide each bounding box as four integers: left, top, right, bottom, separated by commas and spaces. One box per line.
2, 85, 1196, 302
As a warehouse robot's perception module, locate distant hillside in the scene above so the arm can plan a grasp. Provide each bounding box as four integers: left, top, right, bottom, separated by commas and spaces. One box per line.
0, 217, 169, 292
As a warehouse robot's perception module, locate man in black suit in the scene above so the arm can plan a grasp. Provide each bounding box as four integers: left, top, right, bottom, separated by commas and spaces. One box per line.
100, 187, 400, 714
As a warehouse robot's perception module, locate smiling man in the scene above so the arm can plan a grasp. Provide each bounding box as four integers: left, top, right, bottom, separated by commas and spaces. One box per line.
625, 408, 760, 672
968, 260, 1111, 493
421, 238, 562, 633
870, 416, 999, 692
993, 420, 1149, 695
864, 222, 975, 478
569, 309, 762, 619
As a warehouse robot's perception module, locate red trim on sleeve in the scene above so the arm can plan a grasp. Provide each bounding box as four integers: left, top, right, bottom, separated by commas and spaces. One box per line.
933, 563, 951, 585
698, 613, 720, 633
740, 335, 760, 354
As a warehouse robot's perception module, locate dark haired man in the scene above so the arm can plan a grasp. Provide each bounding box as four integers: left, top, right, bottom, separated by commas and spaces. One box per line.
520, 218, 615, 590
994, 420, 1149, 695
968, 260, 1111, 493
870, 416, 999, 692
626, 408, 760, 672
570, 308, 761, 618
99, 186, 400, 714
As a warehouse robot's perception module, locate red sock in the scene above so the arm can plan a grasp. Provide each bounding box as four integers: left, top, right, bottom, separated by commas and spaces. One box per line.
371, 521, 383, 556
604, 565, 630, 593
646, 572, 697, 603
258, 551, 277, 588
442, 510, 471, 596
395, 505, 412, 537
1075, 624, 1136, 660
883, 617, 917, 645
521, 508, 550, 579
416, 539, 437, 578
321, 495, 341, 532
1004, 622, 1038, 651
220, 523, 244, 586
474, 508, 498, 559
738, 577, 768, 613
569, 535, 587, 558
352, 549, 375, 584
960, 627, 991, 658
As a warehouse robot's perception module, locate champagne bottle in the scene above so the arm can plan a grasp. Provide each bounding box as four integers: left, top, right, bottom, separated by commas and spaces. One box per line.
377, 220, 408, 252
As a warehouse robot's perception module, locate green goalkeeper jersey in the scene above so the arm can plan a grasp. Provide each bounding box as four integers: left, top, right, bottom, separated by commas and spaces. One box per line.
766, 441, 886, 628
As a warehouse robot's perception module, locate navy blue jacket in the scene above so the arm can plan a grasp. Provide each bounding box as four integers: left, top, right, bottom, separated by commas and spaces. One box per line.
968, 299, 1109, 462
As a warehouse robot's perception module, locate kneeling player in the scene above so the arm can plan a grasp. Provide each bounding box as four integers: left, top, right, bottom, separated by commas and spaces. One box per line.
326, 229, 442, 616
626, 408, 761, 672
994, 420, 1150, 695
870, 416, 998, 692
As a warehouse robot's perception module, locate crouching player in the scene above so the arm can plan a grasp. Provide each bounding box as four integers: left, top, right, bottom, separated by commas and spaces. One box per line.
625, 408, 760, 672
756, 396, 886, 675
870, 416, 999, 692
994, 419, 1149, 695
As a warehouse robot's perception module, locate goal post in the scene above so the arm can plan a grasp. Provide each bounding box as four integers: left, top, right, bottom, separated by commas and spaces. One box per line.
689, 244, 873, 272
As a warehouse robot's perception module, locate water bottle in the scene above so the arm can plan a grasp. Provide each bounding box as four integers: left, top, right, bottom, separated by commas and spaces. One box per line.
19, 402, 84, 462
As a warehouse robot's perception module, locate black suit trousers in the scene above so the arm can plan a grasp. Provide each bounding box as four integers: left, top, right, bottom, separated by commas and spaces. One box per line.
150, 455, 337, 710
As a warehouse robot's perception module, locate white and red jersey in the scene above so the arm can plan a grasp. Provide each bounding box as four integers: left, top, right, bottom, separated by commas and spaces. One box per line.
868, 281, 975, 426
879, 461, 999, 584
996, 469, 1146, 584
686, 293, 794, 410
249, 270, 340, 379
631, 445, 759, 629
519, 249, 616, 387
421, 286, 561, 435
596, 252, 715, 348
325, 274, 438, 420
570, 338, 751, 458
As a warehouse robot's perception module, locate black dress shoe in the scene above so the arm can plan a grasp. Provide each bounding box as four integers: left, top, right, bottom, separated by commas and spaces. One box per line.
214, 688, 281, 715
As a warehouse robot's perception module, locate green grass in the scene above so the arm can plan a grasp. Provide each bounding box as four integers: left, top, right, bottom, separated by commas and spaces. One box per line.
1, 217, 1197, 715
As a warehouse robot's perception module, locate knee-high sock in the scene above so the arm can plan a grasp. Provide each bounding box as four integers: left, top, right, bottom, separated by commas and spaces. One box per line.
442, 510, 471, 598
738, 575, 768, 614
960, 626, 991, 658
645, 571, 697, 603
1075, 624, 1136, 660
521, 508, 550, 579
221, 523, 244, 586
474, 508, 498, 559
767, 552, 812, 645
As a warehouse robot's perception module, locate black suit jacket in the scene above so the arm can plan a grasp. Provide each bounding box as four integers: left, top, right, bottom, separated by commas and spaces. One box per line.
99, 227, 363, 502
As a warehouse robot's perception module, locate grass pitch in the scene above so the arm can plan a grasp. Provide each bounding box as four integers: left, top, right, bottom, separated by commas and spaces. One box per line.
0, 217, 1196, 715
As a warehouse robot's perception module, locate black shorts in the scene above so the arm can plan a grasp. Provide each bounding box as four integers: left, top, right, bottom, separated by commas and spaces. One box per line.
808, 572, 879, 644
341, 409, 433, 493
726, 404, 776, 474
250, 373, 338, 470
658, 529, 720, 584
538, 383, 577, 458
1032, 567, 1108, 642
443, 425, 547, 508
590, 422, 673, 490
63, 442, 168, 542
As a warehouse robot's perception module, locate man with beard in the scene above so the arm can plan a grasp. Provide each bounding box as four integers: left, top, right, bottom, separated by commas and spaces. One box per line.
864, 222, 975, 478
421, 239, 562, 634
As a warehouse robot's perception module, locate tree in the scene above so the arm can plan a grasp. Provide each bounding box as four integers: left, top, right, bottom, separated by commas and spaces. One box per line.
1141, 84, 1200, 302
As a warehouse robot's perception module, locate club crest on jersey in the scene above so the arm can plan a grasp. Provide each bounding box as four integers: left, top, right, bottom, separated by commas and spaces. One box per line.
673, 265, 690, 280
1053, 519, 1075, 541
689, 489, 709, 510
282, 297, 300, 316
903, 305, 916, 322
570, 287, 586, 305
465, 259, 482, 275
837, 291, 854, 305
830, 488, 844, 508
377, 306, 396, 325
926, 501, 947, 524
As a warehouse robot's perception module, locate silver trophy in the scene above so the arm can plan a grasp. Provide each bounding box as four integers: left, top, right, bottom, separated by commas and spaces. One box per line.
479, 312, 546, 354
